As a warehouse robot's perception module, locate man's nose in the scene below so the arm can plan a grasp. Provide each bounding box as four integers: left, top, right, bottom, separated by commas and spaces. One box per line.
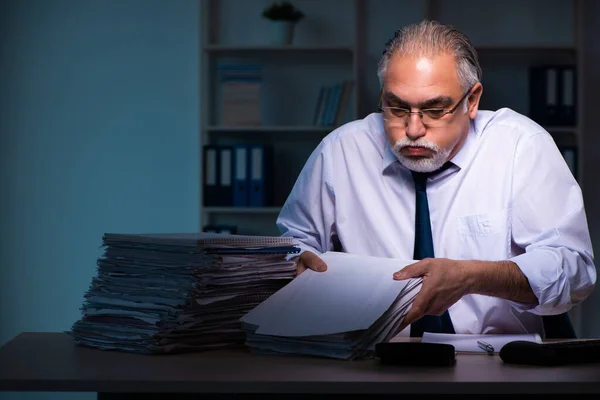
405, 113, 426, 140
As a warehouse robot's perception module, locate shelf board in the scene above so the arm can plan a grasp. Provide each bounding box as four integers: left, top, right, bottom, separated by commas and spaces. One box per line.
475, 45, 576, 52
203, 207, 282, 214
545, 126, 579, 134
204, 45, 354, 53
205, 125, 337, 133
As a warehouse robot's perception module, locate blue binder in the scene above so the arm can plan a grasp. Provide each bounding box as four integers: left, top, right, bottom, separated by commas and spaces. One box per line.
233, 145, 250, 207
248, 144, 273, 207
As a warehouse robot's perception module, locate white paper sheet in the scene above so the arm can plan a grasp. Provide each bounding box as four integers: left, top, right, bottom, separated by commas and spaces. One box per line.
240, 251, 418, 337
420, 332, 542, 353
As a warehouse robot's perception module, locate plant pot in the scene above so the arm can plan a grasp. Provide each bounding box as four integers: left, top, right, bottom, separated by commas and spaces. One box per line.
270, 21, 295, 45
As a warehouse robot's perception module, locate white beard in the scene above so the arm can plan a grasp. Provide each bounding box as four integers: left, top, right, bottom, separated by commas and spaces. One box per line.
392, 137, 451, 173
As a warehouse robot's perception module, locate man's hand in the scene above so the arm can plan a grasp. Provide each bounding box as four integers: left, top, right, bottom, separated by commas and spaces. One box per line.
392, 257, 539, 333
393, 258, 472, 332
294, 251, 328, 277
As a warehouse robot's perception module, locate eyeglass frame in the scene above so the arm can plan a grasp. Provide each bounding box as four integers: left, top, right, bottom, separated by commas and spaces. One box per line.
377, 84, 476, 123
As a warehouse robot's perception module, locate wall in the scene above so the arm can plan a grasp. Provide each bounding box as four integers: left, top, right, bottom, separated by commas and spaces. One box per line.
0, 0, 201, 398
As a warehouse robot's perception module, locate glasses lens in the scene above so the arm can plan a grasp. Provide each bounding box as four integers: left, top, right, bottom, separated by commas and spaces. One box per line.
383, 109, 447, 127
388, 108, 408, 118
423, 109, 446, 119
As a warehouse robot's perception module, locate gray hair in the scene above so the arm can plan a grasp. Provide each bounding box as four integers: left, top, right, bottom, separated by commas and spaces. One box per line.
377, 20, 482, 93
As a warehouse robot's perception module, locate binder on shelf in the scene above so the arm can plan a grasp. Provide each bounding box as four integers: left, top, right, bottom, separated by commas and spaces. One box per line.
529, 65, 577, 127
218, 146, 234, 207
529, 65, 560, 126
559, 66, 576, 127
233, 145, 250, 207
248, 144, 273, 207
203, 145, 220, 207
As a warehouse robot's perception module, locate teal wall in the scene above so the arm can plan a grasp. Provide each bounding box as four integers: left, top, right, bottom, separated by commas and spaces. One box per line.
0, 0, 200, 398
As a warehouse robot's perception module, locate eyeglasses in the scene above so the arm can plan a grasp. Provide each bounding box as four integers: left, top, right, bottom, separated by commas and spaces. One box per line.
377, 85, 475, 126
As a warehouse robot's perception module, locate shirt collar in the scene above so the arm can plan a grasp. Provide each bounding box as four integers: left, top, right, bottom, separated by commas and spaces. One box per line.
446, 118, 479, 170
371, 114, 400, 174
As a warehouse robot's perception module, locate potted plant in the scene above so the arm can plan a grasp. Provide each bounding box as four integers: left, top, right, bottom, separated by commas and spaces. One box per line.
262, 2, 305, 45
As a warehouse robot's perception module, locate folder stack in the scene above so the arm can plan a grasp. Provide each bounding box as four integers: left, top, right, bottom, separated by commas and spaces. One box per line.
240, 251, 423, 360
69, 233, 299, 354
529, 64, 577, 127
203, 144, 273, 207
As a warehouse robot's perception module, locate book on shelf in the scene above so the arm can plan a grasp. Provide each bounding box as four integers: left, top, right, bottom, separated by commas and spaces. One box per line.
313, 80, 354, 127
218, 64, 263, 126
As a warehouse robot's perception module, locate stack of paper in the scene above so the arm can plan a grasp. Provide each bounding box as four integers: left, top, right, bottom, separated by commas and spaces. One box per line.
240, 251, 422, 360
69, 233, 299, 354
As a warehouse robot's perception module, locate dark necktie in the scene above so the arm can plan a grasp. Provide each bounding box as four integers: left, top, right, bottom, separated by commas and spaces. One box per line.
410, 164, 456, 337
407, 164, 576, 339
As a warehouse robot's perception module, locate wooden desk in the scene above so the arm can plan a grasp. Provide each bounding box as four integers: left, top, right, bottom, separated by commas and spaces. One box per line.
1, 332, 600, 399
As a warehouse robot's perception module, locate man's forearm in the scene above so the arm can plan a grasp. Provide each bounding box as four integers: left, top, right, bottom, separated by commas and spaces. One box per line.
464, 260, 539, 305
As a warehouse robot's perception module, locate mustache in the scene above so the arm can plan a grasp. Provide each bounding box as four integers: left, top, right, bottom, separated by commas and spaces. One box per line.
393, 138, 440, 152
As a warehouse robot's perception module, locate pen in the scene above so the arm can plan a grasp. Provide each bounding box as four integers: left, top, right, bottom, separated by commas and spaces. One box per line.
477, 340, 495, 355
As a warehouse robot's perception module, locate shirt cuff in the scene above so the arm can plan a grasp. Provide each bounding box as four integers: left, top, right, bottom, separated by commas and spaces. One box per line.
508, 250, 573, 315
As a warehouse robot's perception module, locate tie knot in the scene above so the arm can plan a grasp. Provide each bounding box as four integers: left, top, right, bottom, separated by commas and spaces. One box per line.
411, 171, 429, 191
411, 162, 453, 192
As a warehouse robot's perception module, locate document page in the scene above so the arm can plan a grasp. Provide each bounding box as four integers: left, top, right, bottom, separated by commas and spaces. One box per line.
240, 251, 418, 337
421, 332, 542, 353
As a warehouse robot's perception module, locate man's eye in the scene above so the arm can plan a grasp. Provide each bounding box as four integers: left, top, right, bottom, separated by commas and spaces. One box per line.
390, 108, 409, 117
424, 109, 446, 118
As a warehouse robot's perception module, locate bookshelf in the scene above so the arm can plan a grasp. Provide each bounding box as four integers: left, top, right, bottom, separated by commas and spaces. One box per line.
199, 0, 364, 236
200, 0, 584, 234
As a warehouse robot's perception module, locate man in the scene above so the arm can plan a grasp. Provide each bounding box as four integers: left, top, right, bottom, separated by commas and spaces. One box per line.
276, 20, 596, 338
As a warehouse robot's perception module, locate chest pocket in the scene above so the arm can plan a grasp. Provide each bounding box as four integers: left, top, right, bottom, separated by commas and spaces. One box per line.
456, 208, 511, 261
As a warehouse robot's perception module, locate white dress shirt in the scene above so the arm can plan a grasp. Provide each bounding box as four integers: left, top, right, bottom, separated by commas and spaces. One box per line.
276, 108, 596, 336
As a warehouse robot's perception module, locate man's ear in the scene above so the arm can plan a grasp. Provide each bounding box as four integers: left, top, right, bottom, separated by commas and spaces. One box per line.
468, 82, 483, 119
